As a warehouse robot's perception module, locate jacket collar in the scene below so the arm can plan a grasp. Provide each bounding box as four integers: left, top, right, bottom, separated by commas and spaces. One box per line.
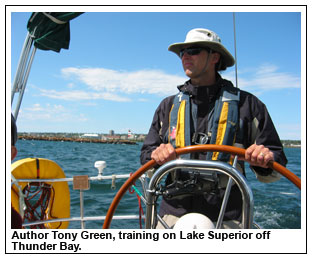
177, 73, 223, 102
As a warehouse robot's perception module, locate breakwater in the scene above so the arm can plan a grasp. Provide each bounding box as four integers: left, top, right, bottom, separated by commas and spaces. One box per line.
18, 135, 137, 145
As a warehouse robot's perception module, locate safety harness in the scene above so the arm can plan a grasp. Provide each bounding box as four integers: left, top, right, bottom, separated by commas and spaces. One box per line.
167, 82, 240, 163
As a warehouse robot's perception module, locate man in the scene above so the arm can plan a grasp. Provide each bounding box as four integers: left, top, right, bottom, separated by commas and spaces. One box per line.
11, 114, 23, 228
140, 28, 287, 228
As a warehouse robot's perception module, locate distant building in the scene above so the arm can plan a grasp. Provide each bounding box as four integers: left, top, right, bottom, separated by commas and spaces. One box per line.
81, 133, 99, 139
128, 130, 136, 140
102, 135, 120, 141
289, 143, 301, 147
109, 130, 114, 136
137, 134, 146, 141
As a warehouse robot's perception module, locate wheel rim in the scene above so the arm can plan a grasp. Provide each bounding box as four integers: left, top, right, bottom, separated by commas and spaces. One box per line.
102, 144, 301, 229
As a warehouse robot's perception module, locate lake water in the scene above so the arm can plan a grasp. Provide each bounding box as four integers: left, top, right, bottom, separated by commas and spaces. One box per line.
13, 140, 301, 229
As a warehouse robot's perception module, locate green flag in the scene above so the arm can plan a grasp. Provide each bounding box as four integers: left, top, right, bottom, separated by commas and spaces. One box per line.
27, 12, 83, 52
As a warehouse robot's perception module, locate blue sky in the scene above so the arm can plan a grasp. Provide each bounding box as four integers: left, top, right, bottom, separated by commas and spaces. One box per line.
9, 7, 304, 140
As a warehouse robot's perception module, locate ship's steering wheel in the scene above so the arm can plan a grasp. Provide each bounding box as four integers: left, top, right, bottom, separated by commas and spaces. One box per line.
102, 144, 301, 229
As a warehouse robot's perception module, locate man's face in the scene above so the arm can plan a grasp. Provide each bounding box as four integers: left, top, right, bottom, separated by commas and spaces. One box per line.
181, 46, 220, 80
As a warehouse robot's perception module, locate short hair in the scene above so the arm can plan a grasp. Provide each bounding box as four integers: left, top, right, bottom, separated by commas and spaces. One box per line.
11, 114, 17, 146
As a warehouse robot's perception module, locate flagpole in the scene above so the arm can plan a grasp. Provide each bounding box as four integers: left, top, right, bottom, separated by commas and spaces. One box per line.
233, 12, 238, 88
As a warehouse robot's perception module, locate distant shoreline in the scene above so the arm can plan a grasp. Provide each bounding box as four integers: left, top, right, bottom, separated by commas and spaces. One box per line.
18, 135, 137, 145
283, 145, 301, 148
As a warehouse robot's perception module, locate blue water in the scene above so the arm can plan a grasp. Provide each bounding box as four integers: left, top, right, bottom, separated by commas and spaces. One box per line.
13, 140, 301, 229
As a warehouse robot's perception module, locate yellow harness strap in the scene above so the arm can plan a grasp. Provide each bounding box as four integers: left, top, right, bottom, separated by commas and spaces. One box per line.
212, 102, 229, 160
175, 100, 186, 147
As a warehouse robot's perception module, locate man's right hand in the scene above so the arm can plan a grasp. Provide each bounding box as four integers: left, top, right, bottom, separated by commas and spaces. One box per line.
151, 143, 177, 165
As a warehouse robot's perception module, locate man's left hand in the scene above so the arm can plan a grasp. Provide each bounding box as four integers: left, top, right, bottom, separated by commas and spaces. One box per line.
243, 144, 274, 168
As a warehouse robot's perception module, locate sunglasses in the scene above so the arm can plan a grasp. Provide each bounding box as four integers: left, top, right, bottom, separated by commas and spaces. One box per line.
179, 47, 209, 58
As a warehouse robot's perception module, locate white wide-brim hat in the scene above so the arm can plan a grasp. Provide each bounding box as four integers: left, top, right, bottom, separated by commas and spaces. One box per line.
168, 28, 235, 69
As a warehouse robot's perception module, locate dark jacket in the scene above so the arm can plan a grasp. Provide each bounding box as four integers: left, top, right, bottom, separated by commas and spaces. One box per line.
140, 75, 287, 221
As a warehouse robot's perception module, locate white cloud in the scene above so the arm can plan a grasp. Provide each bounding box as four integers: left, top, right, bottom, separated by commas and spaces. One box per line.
61, 67, 186, 95
33, 64, 300, 102
256, 64, 279, 75
26, 103, 43, 112
19, 103, 87, 123
37, 88, 131, 102
67, 83, 75, 89
32, 67, 186, 102
223, 63, 300, 94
